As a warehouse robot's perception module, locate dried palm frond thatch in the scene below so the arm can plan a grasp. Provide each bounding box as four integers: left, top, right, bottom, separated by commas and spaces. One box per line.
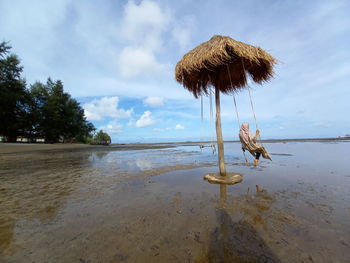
175, 35, 276, 97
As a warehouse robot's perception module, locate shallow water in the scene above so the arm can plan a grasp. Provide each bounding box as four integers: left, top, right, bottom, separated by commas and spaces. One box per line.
1, 141, 350, 262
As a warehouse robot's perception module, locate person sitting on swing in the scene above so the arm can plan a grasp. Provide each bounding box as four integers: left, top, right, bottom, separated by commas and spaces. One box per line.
239, 122, 272, 166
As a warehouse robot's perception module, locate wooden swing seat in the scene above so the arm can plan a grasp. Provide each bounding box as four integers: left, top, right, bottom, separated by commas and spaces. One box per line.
204, 172, 243, 185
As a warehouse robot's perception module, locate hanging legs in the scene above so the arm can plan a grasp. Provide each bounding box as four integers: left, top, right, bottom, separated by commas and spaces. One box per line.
253, 152, 261, 167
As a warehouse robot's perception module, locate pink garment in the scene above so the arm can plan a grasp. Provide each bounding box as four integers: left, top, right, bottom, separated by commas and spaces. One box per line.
239, 122, 272, 161
239, 122, 256, 148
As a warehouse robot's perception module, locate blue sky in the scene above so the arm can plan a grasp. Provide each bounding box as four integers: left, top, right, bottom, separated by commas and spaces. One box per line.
1, 0, 349, 142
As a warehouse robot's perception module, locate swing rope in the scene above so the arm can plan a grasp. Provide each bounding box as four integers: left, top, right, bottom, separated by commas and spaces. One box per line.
209, 87, 216, 153
226, 64, 248, 163
200, 94, 204, 143
199, 89, 216, 154
240, 59, 264, 145
241, 59, 259, 131
232, 89, 241, 127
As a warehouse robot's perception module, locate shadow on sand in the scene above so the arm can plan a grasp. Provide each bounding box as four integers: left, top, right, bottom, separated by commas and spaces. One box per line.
197, 185, 280, 263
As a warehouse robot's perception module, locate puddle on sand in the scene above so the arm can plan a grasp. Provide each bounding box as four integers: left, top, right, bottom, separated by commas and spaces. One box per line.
0, 142, 350, 262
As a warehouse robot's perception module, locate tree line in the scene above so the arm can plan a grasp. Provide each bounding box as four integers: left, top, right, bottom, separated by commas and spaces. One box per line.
0, 41, 109, 143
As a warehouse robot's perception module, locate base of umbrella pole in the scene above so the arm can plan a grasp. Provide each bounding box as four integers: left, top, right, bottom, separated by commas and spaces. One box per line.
204, 173, 243, 185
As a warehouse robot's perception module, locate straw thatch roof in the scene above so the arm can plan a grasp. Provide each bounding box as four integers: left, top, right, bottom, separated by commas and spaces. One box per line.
175, 35, 276, 98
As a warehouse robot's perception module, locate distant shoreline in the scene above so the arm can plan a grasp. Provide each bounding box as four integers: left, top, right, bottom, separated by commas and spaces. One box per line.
112, 137, 350, 145
1, 137, 349, 154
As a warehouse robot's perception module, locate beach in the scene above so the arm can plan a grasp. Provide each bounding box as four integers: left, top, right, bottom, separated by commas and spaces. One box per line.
0, 143, 176, 154
1, 140, 350, 262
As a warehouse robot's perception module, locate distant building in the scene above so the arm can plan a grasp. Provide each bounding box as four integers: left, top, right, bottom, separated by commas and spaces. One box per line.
16, 136, 29, 142
1, 136, 46, 143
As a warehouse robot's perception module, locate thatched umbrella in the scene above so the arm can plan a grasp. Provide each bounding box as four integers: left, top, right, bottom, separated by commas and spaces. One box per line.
175, 35, 276, 180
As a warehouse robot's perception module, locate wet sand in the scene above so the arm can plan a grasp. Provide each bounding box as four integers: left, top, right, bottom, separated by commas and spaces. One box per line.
1, 141, 350, 262
0, 143, 176, 154
0, 143, 94, 154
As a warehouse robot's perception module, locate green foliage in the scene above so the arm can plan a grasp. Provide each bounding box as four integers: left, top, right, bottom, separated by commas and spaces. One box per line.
0, 41, 95, 143
93, 130, 111, 145
0, 41, 27, 141
26, 81, 50, 138
28, 78, 95, 143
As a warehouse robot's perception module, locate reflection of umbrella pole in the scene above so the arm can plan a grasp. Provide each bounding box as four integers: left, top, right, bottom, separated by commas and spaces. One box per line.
220, 184, 227, 200
215, 86, 226, 176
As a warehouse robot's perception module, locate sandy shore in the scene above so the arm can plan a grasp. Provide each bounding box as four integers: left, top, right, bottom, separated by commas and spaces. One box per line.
0, 143, 177, 154
1, 141, 350, 262
0, 143, 95, 154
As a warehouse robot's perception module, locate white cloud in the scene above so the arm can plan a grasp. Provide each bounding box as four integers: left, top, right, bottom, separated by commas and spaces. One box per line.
118, 0, 170, 78
143, 96, 165, 107
2, 0, 349, 139
83, 97, 133, 121
121, 0, 169, 50
172, 27, 191, 49
175, 124, 185, 130
172, 16, 195, 49
136, 110, 155, 128
135, 158, 153, 170
118, 47, 163, 78
99, 120, 122, 134
152, 127, 172, 132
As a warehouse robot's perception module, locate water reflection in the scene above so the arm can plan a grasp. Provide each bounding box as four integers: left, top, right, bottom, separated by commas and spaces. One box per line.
0, 151, 95, 255
89, 150, 109, 161
1, 142, 350, 262
88, 148, 214, 173
135, 158, 153, 171
219, 184, 227, 200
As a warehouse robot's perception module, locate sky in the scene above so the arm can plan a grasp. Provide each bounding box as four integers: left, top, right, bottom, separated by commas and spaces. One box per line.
1, 0, 349, 142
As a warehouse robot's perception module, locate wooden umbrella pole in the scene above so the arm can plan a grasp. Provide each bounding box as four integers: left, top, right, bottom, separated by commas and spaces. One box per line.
215, 86, 226, 176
